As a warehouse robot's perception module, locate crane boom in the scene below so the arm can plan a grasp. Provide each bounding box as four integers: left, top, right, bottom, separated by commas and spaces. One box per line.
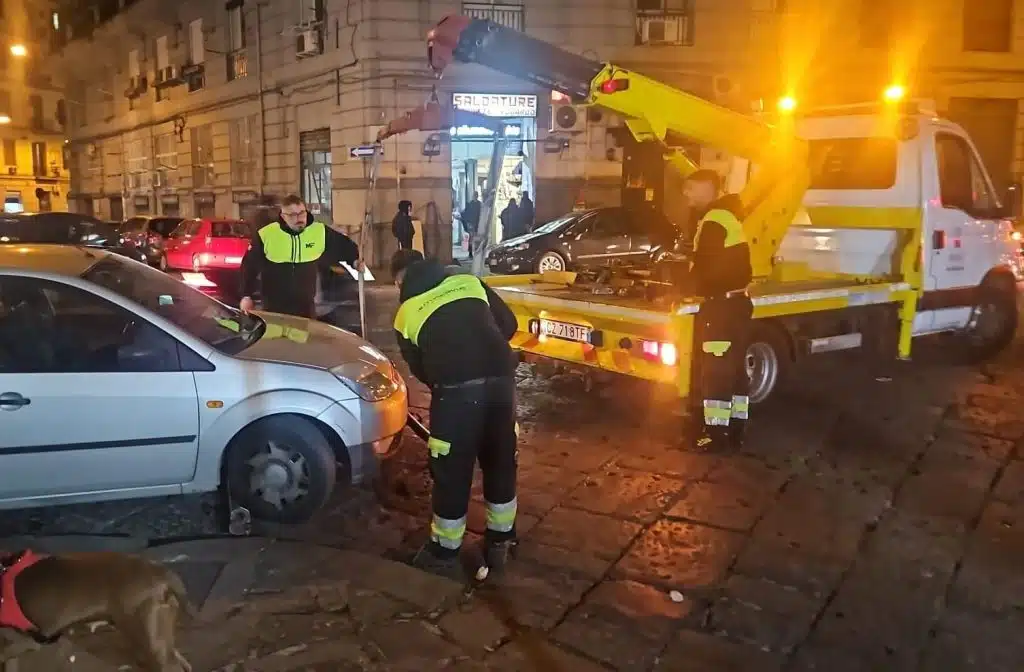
425, 15, 810, 278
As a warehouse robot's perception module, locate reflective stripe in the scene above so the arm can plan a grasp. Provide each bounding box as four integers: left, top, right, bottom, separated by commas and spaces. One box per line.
263, 323, 310, 343
514, 422, 520, 438
427, 436, 451, 458
216, 318, 240, 332
703, 399, 732, 427
695, 208, 745, 251
258, 221, 327, 264
701, 340, 731, 356
430, 515, 466, 550
394, 274, 490, 346
485, 497, 517, 533
731, 395, 749, 420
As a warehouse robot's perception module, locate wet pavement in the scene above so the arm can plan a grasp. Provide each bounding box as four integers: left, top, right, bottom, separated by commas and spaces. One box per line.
3, 286, 1024, 670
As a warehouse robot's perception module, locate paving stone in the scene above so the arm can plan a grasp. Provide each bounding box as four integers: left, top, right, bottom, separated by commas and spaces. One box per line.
552, 579, 694, 669
613, 443, 721, 480
365, 619, 463, 666
523, 436, 618, 472
895, 461, 995, 525
919, 607, 1024, 672
527, 507, 642, 565
166, 560, 226, 608
732, 537, 849, 599
929, 428, 1016, 462
992, 459, 1024, 504
486, 638, 608, 672
652, 629, 784, 671
666, 480, 773, 532
857, 511, 964, 588
613, 520, 744, 592
566, 469, 686, 523
708, 574, 823, 653
513, 539, 613, 580
704, 455, 792, 492
439, 598, 514, 654
788, 643, 917, 672
477, 557, 595, 631
950, 500, 1024, 613
347, 589, 411, 628
944, 400, 1024, 441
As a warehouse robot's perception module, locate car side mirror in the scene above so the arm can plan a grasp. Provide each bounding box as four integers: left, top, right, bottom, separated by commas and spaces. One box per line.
1003, 182, 1022, 219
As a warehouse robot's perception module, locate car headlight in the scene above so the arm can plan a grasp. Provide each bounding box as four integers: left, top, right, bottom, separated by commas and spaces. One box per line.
513, 243, 530, 251
331, 360, 400, 402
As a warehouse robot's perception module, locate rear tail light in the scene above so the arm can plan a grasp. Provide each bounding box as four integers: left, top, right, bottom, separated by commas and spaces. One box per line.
639, 339, 678, 366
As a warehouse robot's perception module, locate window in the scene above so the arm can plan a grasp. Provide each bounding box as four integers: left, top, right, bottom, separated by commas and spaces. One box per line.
170, 219, 203, 238
463, 2, 524, 32
935, 133, 1000, 215
30, 142, 46, 177
634, 0, 692, 46
587, 209, 630, 237
124, 138, 150, 190
154, 133, 177, 187
807, 138, 898, 190
29, 95, 43, 130
226, 6, 247, 80
299, 0, 325, 24
963, 0, 1012, 52
128, 49, 141, 78
149, 217, 183, 237
229, 115, 258, 185
2, 139, 15, 167
0, 275, 181, 374
188, 19, 205, 64
190, 125, 214, 188
859, 0, 892, 48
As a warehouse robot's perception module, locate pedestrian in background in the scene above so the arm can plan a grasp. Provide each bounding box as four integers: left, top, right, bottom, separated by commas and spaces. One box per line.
518, 191, 535, 233
499, 198, 520, 241
460, 192, 481, 258
392, 200, 415, 251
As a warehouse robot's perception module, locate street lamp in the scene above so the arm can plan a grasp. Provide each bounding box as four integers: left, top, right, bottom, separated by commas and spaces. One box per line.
777, 95, 797, 113
9, 44, 27, 57
0, 115, 11, 124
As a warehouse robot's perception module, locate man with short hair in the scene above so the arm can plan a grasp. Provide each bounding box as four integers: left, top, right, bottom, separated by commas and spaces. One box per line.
390, 248, 520, 578
240, 194, 359, 318
684, 169, 754, 451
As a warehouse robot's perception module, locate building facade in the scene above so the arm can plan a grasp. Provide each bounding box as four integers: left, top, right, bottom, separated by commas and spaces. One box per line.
46, 0, 1024, 263
0, 0, 69, 213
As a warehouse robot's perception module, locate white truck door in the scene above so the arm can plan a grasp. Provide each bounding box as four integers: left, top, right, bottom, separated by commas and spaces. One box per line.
923, 131, 1002, 331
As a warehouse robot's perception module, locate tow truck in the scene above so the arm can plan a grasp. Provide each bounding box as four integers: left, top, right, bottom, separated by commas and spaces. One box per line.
381, 16, 1024, 405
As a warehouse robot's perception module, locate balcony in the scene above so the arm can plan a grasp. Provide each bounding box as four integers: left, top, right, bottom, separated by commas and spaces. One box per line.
462, 3, 524, 32
635, 10, 693, 47
227, 50, 248, 81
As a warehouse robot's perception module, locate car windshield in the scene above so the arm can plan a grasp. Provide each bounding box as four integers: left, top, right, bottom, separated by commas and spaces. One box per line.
81, 255, 263, 354
532, 214, 578, 235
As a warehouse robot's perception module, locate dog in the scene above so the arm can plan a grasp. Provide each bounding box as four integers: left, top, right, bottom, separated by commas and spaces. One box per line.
0, 551, 194, 671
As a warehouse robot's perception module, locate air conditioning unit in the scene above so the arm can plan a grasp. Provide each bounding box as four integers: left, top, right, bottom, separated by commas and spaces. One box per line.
296, 29, 321, 58
550, 104, 586, 133
162, 66, 181, 83
639, 15, 686, 45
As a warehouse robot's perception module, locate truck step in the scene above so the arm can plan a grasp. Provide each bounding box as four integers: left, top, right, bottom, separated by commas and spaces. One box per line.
806, 332, 863, 354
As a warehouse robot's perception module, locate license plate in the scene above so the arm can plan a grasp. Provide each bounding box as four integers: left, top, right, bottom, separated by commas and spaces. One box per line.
540, 319, 591, 342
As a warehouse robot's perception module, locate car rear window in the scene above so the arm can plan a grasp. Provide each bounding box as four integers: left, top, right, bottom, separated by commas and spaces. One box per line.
807, 137, 898, 190
170, 219, 202, 237
149, 217, 182, 237
211, 220, 249, 237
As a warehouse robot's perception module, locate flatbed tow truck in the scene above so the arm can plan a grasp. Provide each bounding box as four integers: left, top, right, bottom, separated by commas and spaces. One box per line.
381, 16, 1024, 405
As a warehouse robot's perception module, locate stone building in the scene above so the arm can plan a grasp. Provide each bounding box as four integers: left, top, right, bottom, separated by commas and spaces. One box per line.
45, 0, 1024, 264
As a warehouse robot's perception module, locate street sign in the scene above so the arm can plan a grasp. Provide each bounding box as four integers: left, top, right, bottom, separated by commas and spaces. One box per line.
349, 145, 380, 159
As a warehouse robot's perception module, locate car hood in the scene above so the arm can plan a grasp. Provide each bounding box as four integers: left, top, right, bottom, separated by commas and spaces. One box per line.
492, 230, 550, 251
233, 311, 390, 370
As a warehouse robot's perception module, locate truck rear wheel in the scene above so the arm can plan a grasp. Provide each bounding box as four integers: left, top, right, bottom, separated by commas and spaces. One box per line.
958, 282, 1017, 363
746, 323, 793, 404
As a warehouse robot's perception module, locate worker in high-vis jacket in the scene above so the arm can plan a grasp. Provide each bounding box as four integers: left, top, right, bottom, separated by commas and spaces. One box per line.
390, 249, 520, 578
239, 194, 359, 318
685, 169, 754, 451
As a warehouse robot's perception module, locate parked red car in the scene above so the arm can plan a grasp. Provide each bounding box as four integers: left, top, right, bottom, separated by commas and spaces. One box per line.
164, 218, 252, 271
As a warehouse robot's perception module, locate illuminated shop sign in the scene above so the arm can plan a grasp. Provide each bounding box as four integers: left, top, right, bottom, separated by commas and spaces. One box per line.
452, 93, 537, 118
449, 124, 523, 138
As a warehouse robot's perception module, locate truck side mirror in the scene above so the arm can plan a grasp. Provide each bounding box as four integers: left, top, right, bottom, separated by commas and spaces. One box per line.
1005, 182, 1022, 219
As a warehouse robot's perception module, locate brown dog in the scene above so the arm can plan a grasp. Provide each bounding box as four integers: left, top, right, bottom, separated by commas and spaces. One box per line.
0, 552, 194, 671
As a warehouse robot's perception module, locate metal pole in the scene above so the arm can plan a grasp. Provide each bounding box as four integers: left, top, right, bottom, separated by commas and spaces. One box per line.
471, 134, 508, 276
358, 147, 383, 337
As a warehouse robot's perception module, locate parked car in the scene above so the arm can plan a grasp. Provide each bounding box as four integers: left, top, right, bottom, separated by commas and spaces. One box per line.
485, 206, 681, 274
120, 215, 184, 270
164, 218, 252, 272
0, 212, 148, 264
0, 245, 407, 523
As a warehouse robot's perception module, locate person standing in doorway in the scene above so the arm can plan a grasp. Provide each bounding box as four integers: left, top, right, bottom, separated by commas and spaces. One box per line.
499, 198, 520, 241
460, 192, 481, 258
239, 194, 359, 318
518, 191, 535, 233
392, 200, 415, 251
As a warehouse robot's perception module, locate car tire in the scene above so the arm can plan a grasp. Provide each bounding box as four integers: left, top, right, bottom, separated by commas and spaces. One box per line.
223, 414, 338, 525
537, 250, 566, 273
745, 321, 794, 405
956, 280, 1018, 363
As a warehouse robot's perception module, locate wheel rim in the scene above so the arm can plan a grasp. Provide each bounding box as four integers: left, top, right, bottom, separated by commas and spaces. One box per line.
538, 254, 564, 272
246, 441, 310, 511
964, 300, 1006, 346
745, 341, 779, 404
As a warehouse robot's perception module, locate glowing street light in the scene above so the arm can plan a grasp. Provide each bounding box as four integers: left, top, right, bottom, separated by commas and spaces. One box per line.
883, 84, 905, 102
9, 44, 27, 58
777, 95, 797, 113
0, 115, 11, 124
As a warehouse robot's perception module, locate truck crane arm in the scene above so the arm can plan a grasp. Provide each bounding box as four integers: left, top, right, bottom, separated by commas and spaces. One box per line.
424, 15, 810, 279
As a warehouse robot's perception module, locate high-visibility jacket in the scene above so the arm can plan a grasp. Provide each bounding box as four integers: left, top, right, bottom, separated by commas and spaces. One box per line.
691, 194, 753, 297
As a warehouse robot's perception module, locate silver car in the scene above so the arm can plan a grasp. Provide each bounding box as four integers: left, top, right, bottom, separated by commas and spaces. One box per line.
0, 245, 407, 524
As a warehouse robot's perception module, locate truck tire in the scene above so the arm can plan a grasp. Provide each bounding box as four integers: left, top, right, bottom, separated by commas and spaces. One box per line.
746, 321, 794, 404
957, 281, 1018, 363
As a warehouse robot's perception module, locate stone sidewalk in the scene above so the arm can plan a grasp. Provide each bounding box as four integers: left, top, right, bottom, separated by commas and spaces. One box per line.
5, 537, 619, 671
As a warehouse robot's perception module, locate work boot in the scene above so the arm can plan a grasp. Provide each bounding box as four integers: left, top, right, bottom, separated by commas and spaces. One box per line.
694, 427, 730, 453
410, 541, 465, 581
728, 420, 747, 451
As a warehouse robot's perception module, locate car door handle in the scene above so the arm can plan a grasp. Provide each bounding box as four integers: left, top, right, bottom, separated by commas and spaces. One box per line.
0, 392, 31, 409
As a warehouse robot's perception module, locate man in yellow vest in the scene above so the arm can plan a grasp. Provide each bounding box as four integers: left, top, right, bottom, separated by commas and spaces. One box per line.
239, 194, 359, 318
685, 169, 754, 452
390, 249, 520, 579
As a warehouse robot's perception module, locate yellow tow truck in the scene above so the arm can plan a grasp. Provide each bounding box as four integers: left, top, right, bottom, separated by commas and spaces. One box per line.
385, 16, 1024, 406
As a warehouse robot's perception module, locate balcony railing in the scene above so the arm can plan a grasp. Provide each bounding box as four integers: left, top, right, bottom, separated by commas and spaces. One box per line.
462, 3, 524, 32
635, 10, 693, 46
227, 50, 248, 81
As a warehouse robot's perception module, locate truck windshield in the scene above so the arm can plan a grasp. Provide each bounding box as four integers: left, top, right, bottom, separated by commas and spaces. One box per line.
807, 137, 898, 190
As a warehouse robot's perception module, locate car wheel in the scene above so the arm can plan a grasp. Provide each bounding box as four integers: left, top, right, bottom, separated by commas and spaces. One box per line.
956, 281, 1018, 363
745, 322, 794, 404
223, 415, 337, 525
537, 251, 566, 273
192, 254, 201, 272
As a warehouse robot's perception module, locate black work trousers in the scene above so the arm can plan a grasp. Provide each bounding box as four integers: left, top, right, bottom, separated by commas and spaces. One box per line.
426, 376, 518, 557
695, 293, 754, 447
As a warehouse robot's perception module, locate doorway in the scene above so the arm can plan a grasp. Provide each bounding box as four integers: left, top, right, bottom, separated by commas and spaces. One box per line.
300, 129, 332, 224
108, 197, 122, 221
450, 116, 535, 260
